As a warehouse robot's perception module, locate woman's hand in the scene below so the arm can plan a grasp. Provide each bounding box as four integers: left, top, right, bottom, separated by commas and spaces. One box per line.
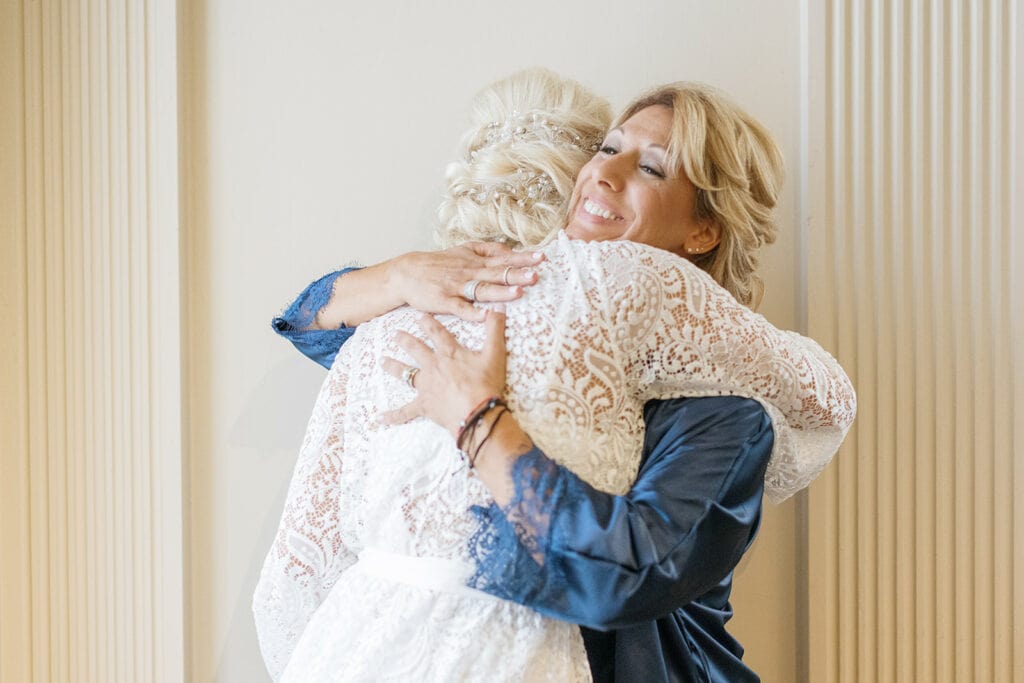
318, 242, 543, 330
381, 306, 508, 437
390, 242, 543, 321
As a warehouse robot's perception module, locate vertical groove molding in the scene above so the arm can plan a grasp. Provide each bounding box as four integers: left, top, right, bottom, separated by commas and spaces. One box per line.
1, 1, 31, 682
0, 1, 184, 681
804, 1, 1021, 682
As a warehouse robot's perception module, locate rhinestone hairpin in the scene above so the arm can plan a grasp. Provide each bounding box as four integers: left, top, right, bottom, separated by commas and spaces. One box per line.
470, 110, 601, 158
470, 168, 555, 206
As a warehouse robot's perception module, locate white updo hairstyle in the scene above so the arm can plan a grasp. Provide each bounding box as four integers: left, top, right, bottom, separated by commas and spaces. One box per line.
436, 68, 611, 249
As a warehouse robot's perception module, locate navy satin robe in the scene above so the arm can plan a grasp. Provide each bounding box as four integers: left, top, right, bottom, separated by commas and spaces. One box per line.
272, 270, 773, 682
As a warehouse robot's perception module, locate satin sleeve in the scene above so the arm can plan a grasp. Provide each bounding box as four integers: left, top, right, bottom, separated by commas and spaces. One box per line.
467, 395, 773, 631
271, 269, 361, 369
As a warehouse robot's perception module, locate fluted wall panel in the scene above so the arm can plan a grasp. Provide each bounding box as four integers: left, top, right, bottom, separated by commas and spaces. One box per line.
804, 1, 1021, 681
0, 1, 184, 681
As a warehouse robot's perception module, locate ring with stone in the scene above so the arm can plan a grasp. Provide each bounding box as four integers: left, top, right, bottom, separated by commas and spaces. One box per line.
402, 365, 419, 389
502, 266, 513, 286
463, 279, 483, 302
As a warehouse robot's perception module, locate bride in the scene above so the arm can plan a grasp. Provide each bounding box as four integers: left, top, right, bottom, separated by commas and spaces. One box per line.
253, 69, 855, 681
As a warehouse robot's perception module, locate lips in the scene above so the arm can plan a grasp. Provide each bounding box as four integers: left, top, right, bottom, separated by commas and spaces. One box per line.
582, 198, 623, 221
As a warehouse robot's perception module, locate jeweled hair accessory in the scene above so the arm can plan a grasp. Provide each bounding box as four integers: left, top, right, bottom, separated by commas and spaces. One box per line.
468, 110, 602, 159
462, 110, 602, 208
471, 168, 555, 207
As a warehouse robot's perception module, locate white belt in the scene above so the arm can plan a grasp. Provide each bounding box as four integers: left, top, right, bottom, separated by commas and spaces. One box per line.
355, 548, 499, 602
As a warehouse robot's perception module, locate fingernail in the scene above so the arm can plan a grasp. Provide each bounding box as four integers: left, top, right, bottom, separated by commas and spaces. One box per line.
493, 303, 506, 313
524, 270, 535, 280
532, 252, 543, 259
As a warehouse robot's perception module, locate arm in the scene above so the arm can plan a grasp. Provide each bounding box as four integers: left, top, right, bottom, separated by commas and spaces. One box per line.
469, 396, 772, 630
389, 239, 855, 502
598, 240, 856, 501
271, 243, 546, 368
385, 313, 771, 629
272, 269, 359, 369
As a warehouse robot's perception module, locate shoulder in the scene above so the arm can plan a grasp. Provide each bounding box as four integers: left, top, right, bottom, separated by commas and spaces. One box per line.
643, 396, 772, 451
639, 396, 774, 504
558, 233, 722, 302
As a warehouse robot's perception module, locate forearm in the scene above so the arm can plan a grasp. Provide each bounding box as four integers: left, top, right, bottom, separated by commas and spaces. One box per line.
312, 260, 405, 329
464, 397, 773, 629
290, 243, 542, 334
272, 270, 361, 369
465, 407, 534, 506
385, 311, 772, 626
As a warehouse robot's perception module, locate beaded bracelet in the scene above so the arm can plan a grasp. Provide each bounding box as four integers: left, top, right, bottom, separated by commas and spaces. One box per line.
455, 396, 506, 452
468, 407, 509, 469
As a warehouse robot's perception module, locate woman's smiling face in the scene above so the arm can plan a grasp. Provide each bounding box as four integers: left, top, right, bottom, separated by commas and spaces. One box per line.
564, 105, 717, 258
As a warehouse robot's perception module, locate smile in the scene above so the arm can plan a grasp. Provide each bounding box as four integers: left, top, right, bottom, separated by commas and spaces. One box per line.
583, 199, 622, 221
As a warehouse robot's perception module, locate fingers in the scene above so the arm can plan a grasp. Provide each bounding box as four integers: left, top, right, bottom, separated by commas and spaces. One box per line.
393, 331, 434, 366
489, 265, 539, 287
465, 241, 546, 269
466, 266, 538, 304
416, 315, 460, 357
447, 298, 488, 322
471, 283, 525, 304
381, 356, 413, 384
380, 403, 421, 426
483, 305, 508, 361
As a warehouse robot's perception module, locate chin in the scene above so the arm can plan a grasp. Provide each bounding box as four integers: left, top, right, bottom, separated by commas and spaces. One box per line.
565, 223, 604, 243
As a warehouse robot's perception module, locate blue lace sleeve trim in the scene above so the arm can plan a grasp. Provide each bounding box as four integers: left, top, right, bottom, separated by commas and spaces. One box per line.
271, 268, 360, 369
466, 448, 576, 607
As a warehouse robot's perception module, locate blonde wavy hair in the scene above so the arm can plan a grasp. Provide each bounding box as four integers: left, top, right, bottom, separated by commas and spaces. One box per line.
436, 68, 611, 249
615, 83, 785, 308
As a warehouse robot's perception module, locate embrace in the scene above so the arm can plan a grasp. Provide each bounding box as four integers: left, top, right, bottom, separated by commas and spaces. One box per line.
253, 69, 856, 682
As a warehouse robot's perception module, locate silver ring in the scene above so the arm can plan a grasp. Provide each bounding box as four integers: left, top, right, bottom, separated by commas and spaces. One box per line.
463, 279, 482, 302
502, 266, 513, 286
401, 365, 419, 389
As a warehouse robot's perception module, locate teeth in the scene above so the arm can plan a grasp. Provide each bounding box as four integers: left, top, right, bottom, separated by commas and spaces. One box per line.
584, 199, 618, 220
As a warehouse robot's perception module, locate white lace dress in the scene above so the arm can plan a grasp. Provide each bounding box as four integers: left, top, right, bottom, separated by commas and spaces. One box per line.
253, 232, 856, 682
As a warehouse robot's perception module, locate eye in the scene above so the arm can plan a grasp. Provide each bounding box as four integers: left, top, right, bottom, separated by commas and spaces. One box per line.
640, 164, 666, 178
598, 144, 618, 155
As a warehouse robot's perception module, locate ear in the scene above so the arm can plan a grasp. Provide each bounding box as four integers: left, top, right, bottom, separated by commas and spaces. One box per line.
687, 219, 721, 255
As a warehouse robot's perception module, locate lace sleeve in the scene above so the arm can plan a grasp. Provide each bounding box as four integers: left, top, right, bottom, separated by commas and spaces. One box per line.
595, 240, 856, 502
252, 352, 364, 680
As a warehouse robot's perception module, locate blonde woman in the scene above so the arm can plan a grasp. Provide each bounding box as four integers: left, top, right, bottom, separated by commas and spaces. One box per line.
255, 70, 855, 682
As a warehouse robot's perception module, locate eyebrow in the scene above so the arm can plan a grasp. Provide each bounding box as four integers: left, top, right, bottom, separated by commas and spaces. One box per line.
609, 126, 667, 151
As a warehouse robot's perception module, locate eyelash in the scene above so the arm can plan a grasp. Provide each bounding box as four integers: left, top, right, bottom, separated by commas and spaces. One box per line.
640, 165, 665, 178
598, 144, 665, 178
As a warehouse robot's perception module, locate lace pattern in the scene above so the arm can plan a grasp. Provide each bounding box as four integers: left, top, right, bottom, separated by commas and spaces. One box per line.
466, 449, 565, 603
252, 231, 855, 680
272, 270, 357, 369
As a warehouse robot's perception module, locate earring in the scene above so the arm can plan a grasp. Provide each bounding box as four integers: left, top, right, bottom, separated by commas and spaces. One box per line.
687, 246, 701, 255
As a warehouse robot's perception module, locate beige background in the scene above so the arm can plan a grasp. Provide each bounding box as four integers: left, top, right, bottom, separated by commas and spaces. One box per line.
3, 0, 1020, 681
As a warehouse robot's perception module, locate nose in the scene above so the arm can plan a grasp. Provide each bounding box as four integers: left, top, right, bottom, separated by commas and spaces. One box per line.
593, 153, 627, 192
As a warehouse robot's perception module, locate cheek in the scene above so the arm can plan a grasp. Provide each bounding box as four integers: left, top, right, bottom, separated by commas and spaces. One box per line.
642, 192, 676, 227
643, 194, 689, 246
566, 170, 588, 203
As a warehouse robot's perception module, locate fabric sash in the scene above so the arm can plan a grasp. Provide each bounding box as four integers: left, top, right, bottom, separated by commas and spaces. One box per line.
354, 548, 500, 602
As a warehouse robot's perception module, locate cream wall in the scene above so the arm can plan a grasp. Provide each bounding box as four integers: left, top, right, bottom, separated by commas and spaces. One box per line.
179, 1, 809, 680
